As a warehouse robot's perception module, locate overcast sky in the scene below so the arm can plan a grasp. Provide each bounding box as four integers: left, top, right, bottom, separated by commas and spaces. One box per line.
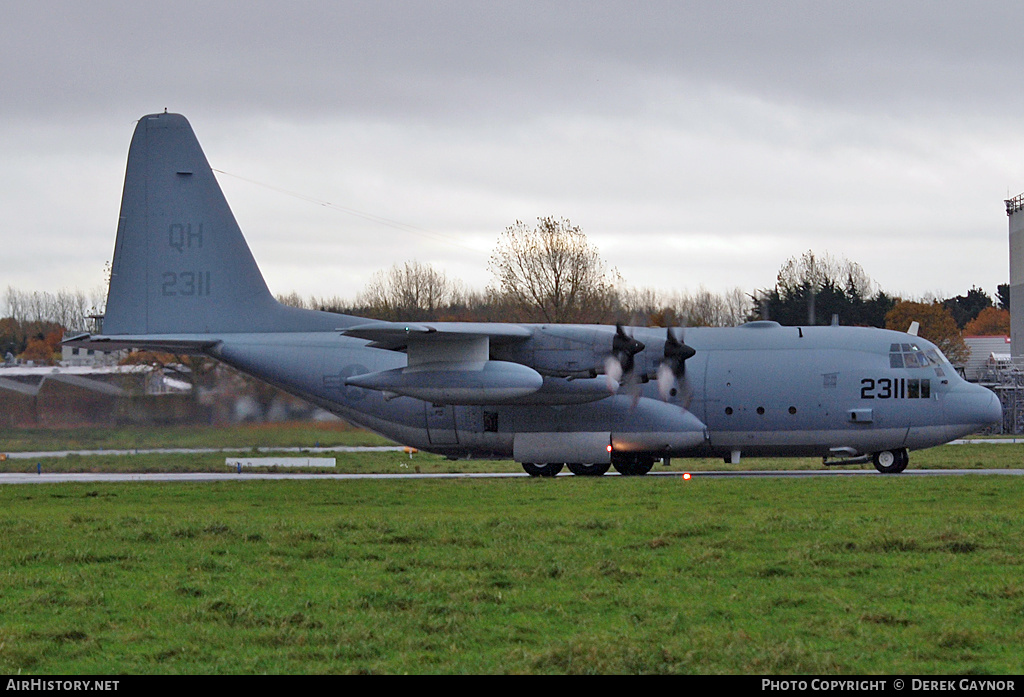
3, 1, 1023, 308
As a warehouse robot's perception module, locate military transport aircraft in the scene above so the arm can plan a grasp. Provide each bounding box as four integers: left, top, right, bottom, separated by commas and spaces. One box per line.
65, 112, 1003, 476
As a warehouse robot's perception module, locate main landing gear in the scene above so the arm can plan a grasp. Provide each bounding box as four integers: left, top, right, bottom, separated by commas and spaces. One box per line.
566, 462, 611, 477
521, 462, 608, 477
521, 454, 656, 477
872, 448, 909, 474
520, 462, 564, 477
610, 453, 655, 476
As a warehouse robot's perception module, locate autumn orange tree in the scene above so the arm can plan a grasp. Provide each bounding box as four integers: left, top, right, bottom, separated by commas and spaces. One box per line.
19, 337, 56, 364
885, 301, 969, 364
963, 307, 1011, 337
0, 317, 20, 357
17, 329, 63, 365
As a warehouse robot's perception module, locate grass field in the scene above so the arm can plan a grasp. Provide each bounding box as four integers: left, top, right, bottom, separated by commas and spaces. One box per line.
0, 422, 393, 453
1, 475, 1024, 674
1, 424, 1023, 674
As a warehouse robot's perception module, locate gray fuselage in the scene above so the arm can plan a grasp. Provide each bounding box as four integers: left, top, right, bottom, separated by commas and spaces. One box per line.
206, 320, 1001, 463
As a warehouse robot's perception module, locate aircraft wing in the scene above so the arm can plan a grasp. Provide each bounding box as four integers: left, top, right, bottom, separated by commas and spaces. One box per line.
340, 322, 532, 351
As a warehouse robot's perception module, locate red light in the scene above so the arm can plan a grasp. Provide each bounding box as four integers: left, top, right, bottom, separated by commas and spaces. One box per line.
683, 472, 691, 480
606, 445, 613, 452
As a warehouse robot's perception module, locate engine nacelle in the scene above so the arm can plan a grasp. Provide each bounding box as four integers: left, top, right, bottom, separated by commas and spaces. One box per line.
345, 360, 543, 405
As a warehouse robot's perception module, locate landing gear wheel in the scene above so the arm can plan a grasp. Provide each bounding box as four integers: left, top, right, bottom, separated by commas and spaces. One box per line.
611, 455, 654, 476
894, 449, 909, 473
872, 449, 908, 474
567, 462, 611, 477
522, 462, 564, 477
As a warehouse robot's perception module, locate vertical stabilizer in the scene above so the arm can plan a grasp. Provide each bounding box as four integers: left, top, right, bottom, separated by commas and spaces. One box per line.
103, 112, 314, 335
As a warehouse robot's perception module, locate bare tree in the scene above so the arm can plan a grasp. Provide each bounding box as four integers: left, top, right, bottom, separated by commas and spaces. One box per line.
778, 250, 874, 297
356, 260, 459, 320
275, 291, 309, 309
617, 286, 673, 326
4, 286, 23, 323
722, 287, 755, 326
488, 217, 620, 323
4, 286, 94, 332
616, 285, 752, 328
767, 250, 882, 326
663, 286, 752, 327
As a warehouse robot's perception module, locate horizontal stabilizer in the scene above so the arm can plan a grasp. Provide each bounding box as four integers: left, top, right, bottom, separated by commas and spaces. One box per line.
62, 333, 219, 354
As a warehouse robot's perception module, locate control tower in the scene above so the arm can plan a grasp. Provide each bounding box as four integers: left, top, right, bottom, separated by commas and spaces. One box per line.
1007, 193, 1024, 358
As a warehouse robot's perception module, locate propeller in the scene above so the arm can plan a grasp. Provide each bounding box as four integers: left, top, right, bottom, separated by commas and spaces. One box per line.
657, 327, 696, 401
604, 324, 646, 394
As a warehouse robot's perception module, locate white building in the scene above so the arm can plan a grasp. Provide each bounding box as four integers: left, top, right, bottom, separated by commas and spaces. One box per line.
963, 335, 1012, 383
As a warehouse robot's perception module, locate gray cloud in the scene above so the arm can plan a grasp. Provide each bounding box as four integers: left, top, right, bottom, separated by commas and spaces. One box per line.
2, 1, 1022, 304
7, 2, 1024, 121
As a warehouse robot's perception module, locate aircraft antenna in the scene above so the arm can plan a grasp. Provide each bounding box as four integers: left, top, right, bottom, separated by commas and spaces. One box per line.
212, 168, 485, 255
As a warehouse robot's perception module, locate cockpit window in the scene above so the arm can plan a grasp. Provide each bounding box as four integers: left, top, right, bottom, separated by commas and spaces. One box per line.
890, 344, 951, 370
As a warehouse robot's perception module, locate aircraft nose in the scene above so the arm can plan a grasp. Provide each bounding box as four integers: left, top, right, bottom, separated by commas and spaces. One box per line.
983, 389, 1003, 427
955, 384, 1003, 430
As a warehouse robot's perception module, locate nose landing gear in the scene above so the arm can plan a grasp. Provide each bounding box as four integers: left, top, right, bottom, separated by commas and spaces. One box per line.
872, 448, 909, 474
